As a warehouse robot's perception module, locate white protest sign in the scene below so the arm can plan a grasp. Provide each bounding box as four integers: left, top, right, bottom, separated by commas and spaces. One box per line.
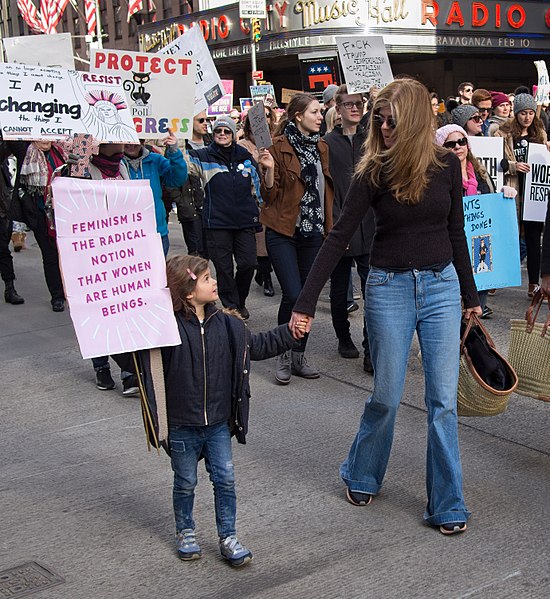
250, 84, 275, 106
239, 0, 267, 18
247, 101, 272, 150
524, 143, 550, 222
3, 33, 75, 68
159, 26, 224, 115
534, 61, 550, 105
0, 63, 138, 142
468, 135, 504, 192
52, 178, 181, 359
336, 36, 393, 94
90, 49, 195, 139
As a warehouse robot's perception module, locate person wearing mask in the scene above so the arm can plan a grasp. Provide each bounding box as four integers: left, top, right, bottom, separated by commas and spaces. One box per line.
260, 93, 334, 384
487, 92, 512, 137
324, 84, 374, 371
188, 116, 265, 319
290, 79, 480, 535
495, 93, 549, 297
457, 82, 474, 105
123, 133, 187, 257
451, 104, 483, 136
472, 88, 493, 136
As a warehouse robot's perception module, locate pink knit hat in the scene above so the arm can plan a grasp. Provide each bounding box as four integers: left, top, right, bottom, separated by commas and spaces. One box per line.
435, 124, 468, 147
491, 91, 510, 108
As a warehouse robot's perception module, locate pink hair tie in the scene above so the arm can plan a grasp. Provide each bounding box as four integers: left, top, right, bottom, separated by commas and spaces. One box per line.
186, 268, 197, 280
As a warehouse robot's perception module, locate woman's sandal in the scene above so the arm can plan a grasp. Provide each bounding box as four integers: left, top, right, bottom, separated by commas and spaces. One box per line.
346, 488, 373, 506
439, 522, 467, 535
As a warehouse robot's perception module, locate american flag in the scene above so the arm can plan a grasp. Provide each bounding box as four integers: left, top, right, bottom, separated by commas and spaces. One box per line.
127, 0, 156, 23
84, 0, 97, 36
17, 0, 68, 34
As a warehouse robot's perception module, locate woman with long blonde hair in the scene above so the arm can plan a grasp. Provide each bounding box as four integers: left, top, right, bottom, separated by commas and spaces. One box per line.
291, 79, 481, 535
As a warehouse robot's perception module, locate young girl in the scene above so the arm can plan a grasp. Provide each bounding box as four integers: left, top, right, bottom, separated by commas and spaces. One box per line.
140, 255, 301, 566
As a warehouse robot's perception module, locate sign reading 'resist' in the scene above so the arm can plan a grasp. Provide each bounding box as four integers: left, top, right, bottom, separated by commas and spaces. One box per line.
90, 49, 196, 139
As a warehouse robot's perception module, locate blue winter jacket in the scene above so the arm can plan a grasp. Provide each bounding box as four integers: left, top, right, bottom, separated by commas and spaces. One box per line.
188, 142, 262, 230
124, 147, 187, 237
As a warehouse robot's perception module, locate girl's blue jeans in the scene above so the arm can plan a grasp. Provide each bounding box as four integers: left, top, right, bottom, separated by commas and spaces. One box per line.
340, 263, 471, 526
169, 422, 237, 538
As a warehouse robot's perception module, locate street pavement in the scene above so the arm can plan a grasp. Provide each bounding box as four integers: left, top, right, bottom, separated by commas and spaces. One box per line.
1, 219, 550, 599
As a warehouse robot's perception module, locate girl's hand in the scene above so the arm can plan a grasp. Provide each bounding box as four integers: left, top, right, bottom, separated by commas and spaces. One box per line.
463, 305, 483, 319
290, 312, 312, 338
258, 148, 274, 170
516, 162, 530, 173
500, 185, 517, 199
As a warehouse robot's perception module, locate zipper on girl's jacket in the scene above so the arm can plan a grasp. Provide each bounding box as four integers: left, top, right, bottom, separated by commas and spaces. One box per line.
200, 322, 208, 425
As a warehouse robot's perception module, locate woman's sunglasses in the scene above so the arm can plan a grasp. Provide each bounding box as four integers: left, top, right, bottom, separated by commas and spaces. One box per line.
469, 115, 483, 123
373, 114, 397, 129
214, 128, 232, 135
443, 137, 468, 149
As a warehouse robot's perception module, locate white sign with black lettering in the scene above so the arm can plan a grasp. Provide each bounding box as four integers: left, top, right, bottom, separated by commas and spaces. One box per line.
524, 143, 550, 222
468, 135, 504, 192
336, 36, 393, 94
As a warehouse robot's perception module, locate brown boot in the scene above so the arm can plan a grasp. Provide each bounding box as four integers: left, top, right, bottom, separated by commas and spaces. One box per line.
11, 232, 25, 252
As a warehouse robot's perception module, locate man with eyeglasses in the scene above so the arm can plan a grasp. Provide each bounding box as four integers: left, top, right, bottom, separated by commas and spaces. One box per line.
457, 82, 474, 105
323, 84, 375, 372
188, 116, 268, 319
189, 111, 211, 150
472, 88, 492, 136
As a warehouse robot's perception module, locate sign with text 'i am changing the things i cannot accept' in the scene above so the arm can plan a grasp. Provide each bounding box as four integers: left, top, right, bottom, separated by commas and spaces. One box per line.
52, 178, 180, 359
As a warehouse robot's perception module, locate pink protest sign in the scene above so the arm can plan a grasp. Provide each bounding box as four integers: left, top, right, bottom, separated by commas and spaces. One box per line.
52, 177, 181, 359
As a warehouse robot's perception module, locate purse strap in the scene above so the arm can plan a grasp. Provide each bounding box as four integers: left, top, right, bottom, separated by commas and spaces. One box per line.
460, 313, 496, 353
524, 288, 550, 337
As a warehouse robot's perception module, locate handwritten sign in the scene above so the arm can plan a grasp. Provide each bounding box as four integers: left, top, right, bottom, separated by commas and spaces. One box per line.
0, 63, 138, 142
524, 142, 550, 222
159, 26, 223, 115
463, 193, 521, 290
52, 178, 180, 359
534, 60, 550, 105
208, 80, 234, 116
3, 33, 75, 68
247, 101, 272, 150
90, 49, 195, 140
336, 36, 393, 94
468, 136, 504, 192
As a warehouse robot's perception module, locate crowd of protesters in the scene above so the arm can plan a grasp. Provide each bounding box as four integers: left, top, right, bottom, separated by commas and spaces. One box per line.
1, 75, 550, 565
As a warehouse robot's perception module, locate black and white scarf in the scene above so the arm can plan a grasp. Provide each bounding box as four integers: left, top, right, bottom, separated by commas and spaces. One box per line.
284, 120, 324, 236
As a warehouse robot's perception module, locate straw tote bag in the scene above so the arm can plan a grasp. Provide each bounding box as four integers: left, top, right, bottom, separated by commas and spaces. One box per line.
508, 289, 550, 402
457, 314, 518, 417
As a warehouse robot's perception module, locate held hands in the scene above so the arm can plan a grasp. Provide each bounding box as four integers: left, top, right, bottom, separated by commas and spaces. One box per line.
289, 311, 313, 339
463, 305, 483, 319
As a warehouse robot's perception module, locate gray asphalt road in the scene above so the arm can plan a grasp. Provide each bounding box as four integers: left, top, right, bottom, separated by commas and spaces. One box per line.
1, 221, 549, 599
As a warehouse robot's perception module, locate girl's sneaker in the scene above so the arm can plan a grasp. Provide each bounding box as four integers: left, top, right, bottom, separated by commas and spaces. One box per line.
176, 529, 201, 560
219, 536, 253, 567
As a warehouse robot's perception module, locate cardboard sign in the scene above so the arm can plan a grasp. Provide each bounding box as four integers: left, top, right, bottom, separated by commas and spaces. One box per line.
52, 178, 180, 359
298, 52, 340, 100
247, 100, 272, 150
463, 193, 521, 290
159, 26, 224, 115
467, 136, 504, 192
281, 88, 302, 104
0, 63, 138, 142
336, 36, 393, 93
208, 79, 234, 116
3, 33, 75, 68
524, 142, 550, 222
90, 49, 195, 140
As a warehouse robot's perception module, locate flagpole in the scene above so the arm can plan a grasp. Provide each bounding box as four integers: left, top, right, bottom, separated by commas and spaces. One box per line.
94, 0, 103, 49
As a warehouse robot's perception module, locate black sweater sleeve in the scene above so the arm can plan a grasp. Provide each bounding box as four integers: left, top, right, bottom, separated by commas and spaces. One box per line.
249, 323, 300, 360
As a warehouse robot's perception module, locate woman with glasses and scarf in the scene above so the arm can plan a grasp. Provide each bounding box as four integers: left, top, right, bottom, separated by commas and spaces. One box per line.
290, 79, 481, 535
260, 93, 334, 384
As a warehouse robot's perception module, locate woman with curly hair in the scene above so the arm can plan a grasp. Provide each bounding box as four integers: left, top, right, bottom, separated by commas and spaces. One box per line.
291, 79, 481, 535
495, 93, 549, 296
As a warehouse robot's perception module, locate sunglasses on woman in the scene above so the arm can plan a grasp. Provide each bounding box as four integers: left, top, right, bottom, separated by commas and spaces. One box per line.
373, 114, 397, 129
443, 137, 468, 149
469, 115, 482, 123
214, 128, 232, 135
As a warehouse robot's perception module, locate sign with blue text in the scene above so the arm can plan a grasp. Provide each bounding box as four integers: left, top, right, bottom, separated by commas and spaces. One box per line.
463, 193, 521, 291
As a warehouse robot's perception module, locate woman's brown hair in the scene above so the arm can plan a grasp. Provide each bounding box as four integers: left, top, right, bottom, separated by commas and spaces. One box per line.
504, 114, 546, 144
274, 92, 317, 136
166, 254, 211, 318
355, 78, 446, 205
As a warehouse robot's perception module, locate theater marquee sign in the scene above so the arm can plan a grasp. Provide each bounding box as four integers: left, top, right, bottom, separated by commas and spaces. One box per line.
139, 0, 550, 59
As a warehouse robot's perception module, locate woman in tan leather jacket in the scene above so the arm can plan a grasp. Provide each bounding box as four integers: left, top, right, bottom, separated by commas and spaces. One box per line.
260, 93, 334, 384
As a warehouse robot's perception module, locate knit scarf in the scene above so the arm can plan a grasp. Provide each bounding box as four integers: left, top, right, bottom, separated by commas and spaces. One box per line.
90, 152, 124, 179
463, 161, 478, 196
20, 143, 65, 195
284, 120, 323, 236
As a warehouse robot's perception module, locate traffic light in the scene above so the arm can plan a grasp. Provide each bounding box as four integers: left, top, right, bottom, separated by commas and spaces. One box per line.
251, 18, 261, 43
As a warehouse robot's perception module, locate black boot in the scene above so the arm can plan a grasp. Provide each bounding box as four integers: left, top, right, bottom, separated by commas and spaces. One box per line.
263, 273, 275, 297
4, 281, 24, 305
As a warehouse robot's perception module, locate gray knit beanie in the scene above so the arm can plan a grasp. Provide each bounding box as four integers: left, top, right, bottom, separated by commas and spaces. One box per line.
513, 93, 537, 115
451, 104, 479, 128
212, 116, 236, 137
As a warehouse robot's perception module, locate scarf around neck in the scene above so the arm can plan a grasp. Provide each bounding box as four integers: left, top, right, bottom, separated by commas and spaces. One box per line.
91, 152, 124, 179
284, 120, 323, 236
463, 161, 478, 196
